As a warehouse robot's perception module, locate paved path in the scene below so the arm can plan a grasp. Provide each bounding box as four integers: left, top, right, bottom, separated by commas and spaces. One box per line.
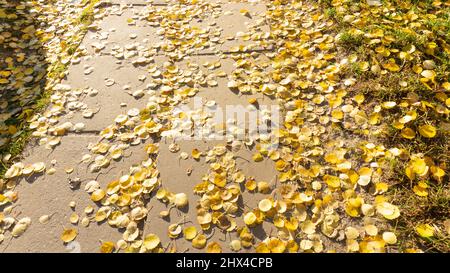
1, 0, 279, 253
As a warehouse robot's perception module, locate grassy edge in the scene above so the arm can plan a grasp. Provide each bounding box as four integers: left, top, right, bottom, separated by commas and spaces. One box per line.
0, 0, 100, 177
321, 0, 450, 252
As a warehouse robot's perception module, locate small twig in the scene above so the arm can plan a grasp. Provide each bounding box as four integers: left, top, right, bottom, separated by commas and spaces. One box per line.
163, 241, 172, 253
94, 166, 117, 180
206, 228, 216, 240
85, 160, 96, 173
1, 236, 14, 253
234, 155, 250, 162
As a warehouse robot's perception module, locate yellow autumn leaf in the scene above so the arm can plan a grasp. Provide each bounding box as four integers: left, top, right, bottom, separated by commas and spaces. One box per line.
258, 199, 273, 212
192, 234, 207, 249
192, 148, 202, 160
418, 124, 437, 138
91, 189, 106, 202
376, 202, 400, 220
61, 228, 77, 243
353, 94, 365, 104
430, 166, 445, 180
183, 226, 197, 241
416, 224, 434, 238
383, 62, 400, 72
239, 9, 250, 17
244, 212, 257, 226
411, 158, 428, 176
143, 234, 160, 250
206, 242, 222, 253
413, 182, 428, 197
442, 82, 450, 91
0, 194, 10, 206
405, 166, 415, 180
100, 241, 115, 253
420, 70, 436, 79
324, 175, 341, 188
345, 204, 360, 217
382, 232, 397, 244
252, 153, 263, 162
401, 128, 415, 139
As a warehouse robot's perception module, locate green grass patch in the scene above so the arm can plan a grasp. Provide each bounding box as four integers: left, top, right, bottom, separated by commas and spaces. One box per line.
337, 31, 364, 48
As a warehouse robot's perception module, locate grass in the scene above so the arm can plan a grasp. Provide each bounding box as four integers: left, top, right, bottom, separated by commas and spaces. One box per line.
79, 0, 99, 24
0, 0, 100, 177
337, 31, 364, 49
391, 28, 427, 48
393, 182, 450, 252
324, 7, 336, 18
321, 0, 450, 252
